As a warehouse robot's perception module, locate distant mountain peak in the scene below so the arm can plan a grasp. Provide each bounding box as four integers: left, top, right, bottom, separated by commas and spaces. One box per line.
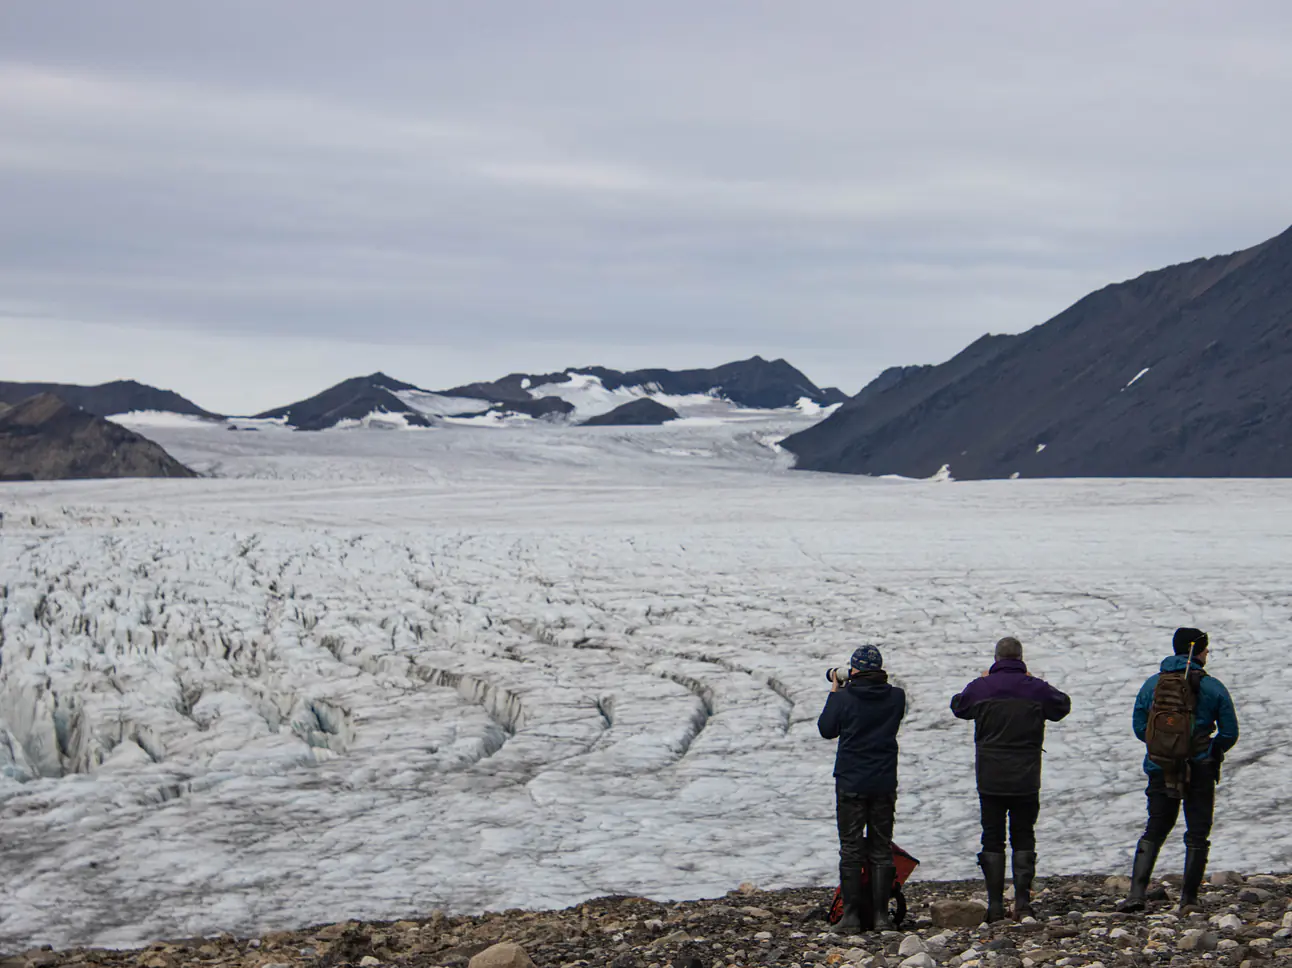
0, 379, 220, 419
782, 223, 1292, 479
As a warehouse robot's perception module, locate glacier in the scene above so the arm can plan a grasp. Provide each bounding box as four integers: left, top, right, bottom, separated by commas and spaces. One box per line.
1, 414, 1290, 950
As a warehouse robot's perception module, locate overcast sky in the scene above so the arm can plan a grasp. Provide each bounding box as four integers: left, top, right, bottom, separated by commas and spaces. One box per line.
2, 2, 1291, 413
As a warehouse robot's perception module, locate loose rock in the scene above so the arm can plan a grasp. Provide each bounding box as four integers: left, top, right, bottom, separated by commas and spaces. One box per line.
899, 936, 928, 957
932, 900, 988, 928
468, 941, 535, 968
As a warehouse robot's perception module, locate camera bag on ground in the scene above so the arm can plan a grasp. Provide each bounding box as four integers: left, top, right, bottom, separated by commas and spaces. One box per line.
828, 844, 919, 929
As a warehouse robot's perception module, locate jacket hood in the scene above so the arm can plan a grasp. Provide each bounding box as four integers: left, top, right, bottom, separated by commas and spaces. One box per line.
1160, 654, 1205, 674
989, 658, 1028, 675
845, 678, 892, 698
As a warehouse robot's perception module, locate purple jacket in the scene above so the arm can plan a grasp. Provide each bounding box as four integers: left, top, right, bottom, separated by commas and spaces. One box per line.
951, 658, 1070, 796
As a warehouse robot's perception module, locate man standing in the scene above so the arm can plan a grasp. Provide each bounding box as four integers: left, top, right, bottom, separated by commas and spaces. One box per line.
818, 645, 906, 933
951, 637, 1070, 922
1118, 627, 1239, 913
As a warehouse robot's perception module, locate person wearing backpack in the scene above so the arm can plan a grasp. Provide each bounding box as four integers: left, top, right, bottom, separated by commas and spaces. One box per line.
818, 644, 907, 934
951, 636, 1071, 922
1118, 628, 1239, 913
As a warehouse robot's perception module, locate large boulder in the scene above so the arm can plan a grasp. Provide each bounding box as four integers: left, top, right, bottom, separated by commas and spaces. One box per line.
468, 941, 535, 968
930, 898, 987, 927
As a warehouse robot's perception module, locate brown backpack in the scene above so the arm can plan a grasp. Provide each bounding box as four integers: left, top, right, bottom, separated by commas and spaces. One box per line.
1145, 665, 1204, 782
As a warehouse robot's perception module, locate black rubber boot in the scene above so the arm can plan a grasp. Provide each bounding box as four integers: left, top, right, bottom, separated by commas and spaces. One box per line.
1178, 845, 1209, 913
833, 864, 865, 935
979, 851, 1007, 922
871, 864, 897, 931
1012, 850, 1037, 920
1117, 838, 1162, 912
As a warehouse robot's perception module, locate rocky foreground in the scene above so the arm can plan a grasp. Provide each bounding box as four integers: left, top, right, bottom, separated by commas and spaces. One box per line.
6, 871, 1292, 968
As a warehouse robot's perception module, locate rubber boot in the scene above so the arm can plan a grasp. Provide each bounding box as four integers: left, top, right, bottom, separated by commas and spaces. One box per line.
979, 851, 1007, 923
1178, 845, 1209, 914
833, 864, 865, 934
871, 864, 897, 931
1012, 850, 1037, 920
1117, 838, 1162, 913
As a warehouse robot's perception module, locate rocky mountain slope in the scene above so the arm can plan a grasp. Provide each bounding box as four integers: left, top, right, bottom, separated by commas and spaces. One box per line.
257, 358, 843, 430
253, 373, 437, 430
0, 394, 197, 481
6, 870, 1290, 968
783, 224, 1292, 479
0, 380, 219, 420
580, 398, 680, 426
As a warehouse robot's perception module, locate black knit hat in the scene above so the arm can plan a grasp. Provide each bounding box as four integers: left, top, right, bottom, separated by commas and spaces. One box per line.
1173, 627, 1209, 655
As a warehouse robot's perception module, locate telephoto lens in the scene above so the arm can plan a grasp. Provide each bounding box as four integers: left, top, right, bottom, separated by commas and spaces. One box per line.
825, 667, 852, 684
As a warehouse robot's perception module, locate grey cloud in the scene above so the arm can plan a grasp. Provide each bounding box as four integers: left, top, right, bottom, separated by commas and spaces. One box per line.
2, 1, 1291, 412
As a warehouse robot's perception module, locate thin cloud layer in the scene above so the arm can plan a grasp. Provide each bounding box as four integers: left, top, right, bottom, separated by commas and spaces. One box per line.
2, 1, 1290, 413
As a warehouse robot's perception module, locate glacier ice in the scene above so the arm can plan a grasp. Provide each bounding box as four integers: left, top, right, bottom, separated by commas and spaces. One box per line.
1, 416, 1290, 950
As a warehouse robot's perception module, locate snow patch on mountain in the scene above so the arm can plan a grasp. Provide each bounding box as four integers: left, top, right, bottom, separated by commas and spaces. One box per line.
392, 389, 495, 418
106, 411, 223, 429
528, 372, 718, 419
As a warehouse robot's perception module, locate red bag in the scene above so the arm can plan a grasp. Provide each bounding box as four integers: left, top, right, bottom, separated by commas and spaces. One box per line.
828, 844, 920, 929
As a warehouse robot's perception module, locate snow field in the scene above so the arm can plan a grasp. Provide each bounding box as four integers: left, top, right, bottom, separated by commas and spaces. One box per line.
1, 419, 1291, 950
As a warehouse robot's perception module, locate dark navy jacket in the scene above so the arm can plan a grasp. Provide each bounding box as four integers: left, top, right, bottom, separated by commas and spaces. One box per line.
951, 658, 1071, 797
817, 676, 906, 796
1133, 654, 1238, 776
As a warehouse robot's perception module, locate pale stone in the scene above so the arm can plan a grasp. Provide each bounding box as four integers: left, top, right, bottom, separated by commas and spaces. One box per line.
900, 954, 937, 968
1179, 930, 1218, 952
899, 936, 928, 957
1216, 914, 1244, 933
468, 941, 536, 968
359, 958, 381, 967
754, 931, 773, 941
1104, 876, 1132, 892
1211, 871, 1245, 887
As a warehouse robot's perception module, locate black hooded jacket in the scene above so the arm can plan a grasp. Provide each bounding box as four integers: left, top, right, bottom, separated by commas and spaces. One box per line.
817, 675, 906, 795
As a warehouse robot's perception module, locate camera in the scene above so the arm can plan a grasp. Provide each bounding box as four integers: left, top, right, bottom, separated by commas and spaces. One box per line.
826, 667, 855, 685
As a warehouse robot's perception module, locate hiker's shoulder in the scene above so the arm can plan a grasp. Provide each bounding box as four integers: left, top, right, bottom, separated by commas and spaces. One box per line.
1199, 673, 1233, 699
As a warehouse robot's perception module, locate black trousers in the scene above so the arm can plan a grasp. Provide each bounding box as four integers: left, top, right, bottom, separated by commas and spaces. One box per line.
979, 793, 1039, 852
837, 788, 896, 868
1143, 762, 1216, 849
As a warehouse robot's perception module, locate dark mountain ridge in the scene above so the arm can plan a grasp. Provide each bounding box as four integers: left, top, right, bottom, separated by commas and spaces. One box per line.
0, 394, 197, 481
0, 380, 220, 419
254, 373, 433, 431
259, 357, 845, 429
783, 224, 1292, 479
579, 398, 680, 426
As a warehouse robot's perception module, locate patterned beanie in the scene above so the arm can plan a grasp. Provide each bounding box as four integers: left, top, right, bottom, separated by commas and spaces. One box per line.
850, 645, 883, 671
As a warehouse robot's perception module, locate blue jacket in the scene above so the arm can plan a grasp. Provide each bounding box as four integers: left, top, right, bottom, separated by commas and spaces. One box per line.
1133, 655, 1239, 775
818, 676, 906, 796
951, 658, 1070, 796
